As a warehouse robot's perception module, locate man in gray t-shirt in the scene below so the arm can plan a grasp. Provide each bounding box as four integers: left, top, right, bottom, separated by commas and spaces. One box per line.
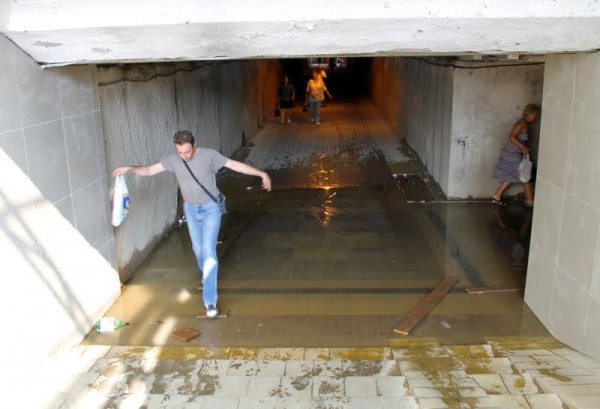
113, 130, 272, 318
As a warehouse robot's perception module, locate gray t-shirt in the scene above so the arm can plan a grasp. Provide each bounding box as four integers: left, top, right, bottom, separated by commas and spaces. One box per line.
160, 148, 228, 205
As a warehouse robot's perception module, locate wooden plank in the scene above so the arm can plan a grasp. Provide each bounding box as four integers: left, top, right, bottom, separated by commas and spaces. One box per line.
394, 175, 415, 203
392, 276, 459, 335
196, 310, 229, 319
466, 287, 524, 294
171, 327, 200, 342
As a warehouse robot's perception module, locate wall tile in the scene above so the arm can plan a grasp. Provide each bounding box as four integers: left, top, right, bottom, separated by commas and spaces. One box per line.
72, 180, 110, 249
549, 267, 590, 351
107, 237, 116, 269
573, 53, 600, 119
12, 46, 61, 127
565, 114, 600, 207
0, 36, 23, 133
591, 235, 600, 304
98, 175, 111, 240
23, 120, 70, 203
54, 196, 75, 227
94, 110, 107, 175
64, 112, 100, 192
536, 108, 570, 189
90, 66, 100, 111
524, 244, 556, 324
582, 298, 600, 355
0, 148, 34, 235
0, 129, 28, 176
542, 54, 575, 112
58, 65, 93, 118
557, 194, 600, 289
98, 241, 110, 266
529, 177, 564, 260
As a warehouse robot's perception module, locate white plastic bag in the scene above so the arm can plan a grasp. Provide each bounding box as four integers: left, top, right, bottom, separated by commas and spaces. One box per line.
111, 175, 130, 226
517, 153, 532, 183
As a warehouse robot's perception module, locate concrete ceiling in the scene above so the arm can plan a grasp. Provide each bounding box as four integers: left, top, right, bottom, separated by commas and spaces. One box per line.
1, 0, 600, 66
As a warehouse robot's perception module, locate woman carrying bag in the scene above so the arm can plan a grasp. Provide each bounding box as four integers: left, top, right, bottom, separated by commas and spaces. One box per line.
491, 104, 540, 208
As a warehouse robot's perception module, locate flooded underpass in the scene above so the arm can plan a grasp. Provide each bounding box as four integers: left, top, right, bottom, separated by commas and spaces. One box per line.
83, 98, 549, 348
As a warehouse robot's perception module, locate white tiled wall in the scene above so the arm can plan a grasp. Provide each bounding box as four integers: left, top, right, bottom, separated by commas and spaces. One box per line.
0, 35, 114, 262
525, 52, 600, 360
0, 35, 120, 371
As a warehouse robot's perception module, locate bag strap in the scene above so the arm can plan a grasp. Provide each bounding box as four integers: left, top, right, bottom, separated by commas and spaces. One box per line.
181, 159, 219, 204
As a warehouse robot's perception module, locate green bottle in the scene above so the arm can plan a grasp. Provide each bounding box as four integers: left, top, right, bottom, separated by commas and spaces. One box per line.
94, 317, 128, 332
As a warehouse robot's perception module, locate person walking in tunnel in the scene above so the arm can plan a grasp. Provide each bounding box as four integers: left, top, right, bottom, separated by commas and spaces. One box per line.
305, 70, 332, 125
491, 104, 540, 207
277, 75, 296, 124
112, 130, 272, 318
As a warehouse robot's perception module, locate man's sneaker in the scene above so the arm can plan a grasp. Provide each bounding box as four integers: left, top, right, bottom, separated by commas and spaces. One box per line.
206, 305, 218, 318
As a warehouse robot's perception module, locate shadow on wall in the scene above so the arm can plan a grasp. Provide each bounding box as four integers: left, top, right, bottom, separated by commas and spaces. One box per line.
0, 149, 121, 373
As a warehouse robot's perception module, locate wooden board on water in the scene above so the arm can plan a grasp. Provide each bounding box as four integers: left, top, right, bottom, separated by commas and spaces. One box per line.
392, 276, 459, 336
171, 327, 200, 342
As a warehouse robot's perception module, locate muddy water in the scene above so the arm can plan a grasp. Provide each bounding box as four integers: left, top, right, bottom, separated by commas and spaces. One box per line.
84, 182, 547, 347
84, 99, 549, 347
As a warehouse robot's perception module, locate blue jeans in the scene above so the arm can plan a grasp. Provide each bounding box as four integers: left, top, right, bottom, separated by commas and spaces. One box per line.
309, 101, 322, 123
184, 200, 223, 307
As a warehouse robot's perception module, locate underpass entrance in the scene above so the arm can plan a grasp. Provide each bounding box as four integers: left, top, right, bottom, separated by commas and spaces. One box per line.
84, 96, 547, 347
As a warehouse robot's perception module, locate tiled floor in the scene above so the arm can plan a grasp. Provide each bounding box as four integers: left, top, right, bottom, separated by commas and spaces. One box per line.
12, 338, 600, 408
24, 99, 600, 408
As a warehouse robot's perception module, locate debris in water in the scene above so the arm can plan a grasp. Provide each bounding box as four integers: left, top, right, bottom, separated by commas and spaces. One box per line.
94, 317, 128, 333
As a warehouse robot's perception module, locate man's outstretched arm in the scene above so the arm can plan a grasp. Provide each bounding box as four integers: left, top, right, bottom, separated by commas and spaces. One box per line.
112, 162, 166, 177
224, 159, 272, 191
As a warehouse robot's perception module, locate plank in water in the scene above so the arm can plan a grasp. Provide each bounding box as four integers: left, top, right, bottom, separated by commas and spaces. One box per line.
466, 287, 523, 294
171, 327, 200, 342
196, 310, 229, 319
392, 276, 459, 335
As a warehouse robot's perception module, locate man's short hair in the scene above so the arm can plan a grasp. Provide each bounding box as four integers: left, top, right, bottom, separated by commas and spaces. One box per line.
173, 130, 195, 145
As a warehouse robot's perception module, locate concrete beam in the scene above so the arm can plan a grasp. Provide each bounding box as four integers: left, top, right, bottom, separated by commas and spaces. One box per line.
3, 0, 600, 65
0, 0, 12, 31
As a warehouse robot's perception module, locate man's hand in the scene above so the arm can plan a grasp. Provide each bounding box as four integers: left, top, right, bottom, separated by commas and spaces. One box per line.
224, 159, 272, 191
112, 166, 132, 177
261, 172, 272, 192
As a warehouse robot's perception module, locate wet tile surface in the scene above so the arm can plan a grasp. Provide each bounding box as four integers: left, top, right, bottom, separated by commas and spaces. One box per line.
8, 341, 595, 408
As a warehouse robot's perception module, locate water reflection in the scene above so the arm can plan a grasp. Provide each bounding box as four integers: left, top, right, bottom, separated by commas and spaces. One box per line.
319, 188, 337, 226
492, 206, 533, 268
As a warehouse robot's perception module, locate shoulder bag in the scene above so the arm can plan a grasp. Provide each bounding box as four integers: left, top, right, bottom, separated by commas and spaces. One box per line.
181, 159, 227, 214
